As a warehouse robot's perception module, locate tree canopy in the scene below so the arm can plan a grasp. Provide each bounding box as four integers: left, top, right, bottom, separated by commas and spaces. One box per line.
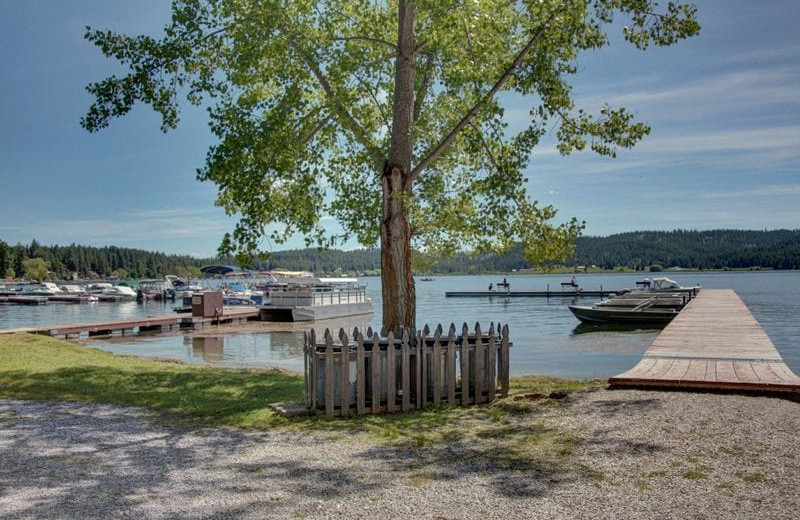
83, 0, 699, 329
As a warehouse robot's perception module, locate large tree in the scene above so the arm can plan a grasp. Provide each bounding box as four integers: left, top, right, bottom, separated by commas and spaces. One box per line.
83, 0, 699, 332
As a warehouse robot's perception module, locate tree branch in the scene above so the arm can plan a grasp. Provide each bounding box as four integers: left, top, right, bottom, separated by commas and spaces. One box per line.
409, 11, 557, 181
285, 36, 386, 169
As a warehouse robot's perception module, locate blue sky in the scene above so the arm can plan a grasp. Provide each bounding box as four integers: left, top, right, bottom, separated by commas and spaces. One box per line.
1, 1, 798, 257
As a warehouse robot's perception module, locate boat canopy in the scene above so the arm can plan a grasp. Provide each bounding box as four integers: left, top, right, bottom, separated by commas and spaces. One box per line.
200, 265, 256, 277
651, 277, 681, 290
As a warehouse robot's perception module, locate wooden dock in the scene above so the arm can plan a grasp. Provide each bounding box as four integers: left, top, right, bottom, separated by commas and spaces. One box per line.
446, 289, 623, 298
0, 307, 261, 339
609, 289, 800, 393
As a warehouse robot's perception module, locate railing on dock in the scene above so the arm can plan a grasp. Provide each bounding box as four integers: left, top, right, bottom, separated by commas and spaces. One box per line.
303, 323, 511, 417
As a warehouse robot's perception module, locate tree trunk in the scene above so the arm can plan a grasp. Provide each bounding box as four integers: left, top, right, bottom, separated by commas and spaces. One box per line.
382, 0, 416, 333
381, 162, 415, 333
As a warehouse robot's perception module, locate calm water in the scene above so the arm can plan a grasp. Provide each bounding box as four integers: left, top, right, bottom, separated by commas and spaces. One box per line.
2, 271, 798, 379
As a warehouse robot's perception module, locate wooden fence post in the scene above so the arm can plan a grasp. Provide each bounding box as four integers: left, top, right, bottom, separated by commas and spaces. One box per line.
487, 323, 497, 401
447, 327, 456, 404
324, 329, 334, 417
357, 332, 366, 414
474, 322, 484, 404
460, 323, 470, 406
339, 328, 350, 415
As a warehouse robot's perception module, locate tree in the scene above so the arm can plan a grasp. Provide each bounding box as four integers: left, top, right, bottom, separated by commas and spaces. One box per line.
22, 257, 50, 282
83, 0, 699, 331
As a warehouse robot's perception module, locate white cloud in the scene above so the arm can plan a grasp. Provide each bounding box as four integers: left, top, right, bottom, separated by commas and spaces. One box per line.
700, 185, 800, 199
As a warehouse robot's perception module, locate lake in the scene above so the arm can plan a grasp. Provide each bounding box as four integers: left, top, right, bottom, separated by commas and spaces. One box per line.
1, 271, 798, 379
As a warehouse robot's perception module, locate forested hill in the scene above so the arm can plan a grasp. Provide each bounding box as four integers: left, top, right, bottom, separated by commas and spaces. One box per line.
1, 229, 798, 279
573, 229, 800, 270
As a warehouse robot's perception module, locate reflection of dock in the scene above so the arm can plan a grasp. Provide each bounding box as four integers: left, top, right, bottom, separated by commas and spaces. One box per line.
609, 290, 800, 393
445, 290, 623, 298
0, 307, 261, 339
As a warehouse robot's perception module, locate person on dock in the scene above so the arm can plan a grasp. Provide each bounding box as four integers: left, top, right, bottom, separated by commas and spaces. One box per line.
488, 283, 494, 291
570, 276, 577, 287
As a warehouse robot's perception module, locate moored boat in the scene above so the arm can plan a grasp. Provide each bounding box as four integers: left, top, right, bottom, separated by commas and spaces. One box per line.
568, 302, 680, 325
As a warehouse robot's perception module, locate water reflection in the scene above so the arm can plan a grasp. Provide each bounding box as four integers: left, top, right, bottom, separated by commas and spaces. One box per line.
189, 336, 224, 362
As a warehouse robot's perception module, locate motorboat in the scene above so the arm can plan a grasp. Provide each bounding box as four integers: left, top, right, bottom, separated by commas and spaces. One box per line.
568, 298, 680, 325
631, 277, 700, 294
21, 282, 63, 296
78, 292, 99, 303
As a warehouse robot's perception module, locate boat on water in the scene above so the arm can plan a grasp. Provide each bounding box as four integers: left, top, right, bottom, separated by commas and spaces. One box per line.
21, 282, 63, 296
87, 283, 138, 301
568, 302, 680, 325
631, 277, 700, 294
259, 277, 372, 321
568, 285, 696, 325
77, 292, 99, 303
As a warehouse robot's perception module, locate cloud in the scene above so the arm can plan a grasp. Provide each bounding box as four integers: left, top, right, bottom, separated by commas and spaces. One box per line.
700, 185, 800, 199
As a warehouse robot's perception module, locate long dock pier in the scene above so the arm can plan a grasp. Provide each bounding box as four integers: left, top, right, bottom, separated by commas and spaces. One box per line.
0, 307, 261, 339
445, 289, 623, 298
609, 289, 800, 393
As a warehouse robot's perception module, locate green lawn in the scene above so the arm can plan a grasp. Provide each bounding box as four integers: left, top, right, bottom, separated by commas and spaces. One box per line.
0, 333, 305, 428
0, 333, 602, 442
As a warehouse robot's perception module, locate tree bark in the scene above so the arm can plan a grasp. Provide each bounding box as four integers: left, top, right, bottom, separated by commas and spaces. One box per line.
381, 162, 415, 333
382, 1, 416, 333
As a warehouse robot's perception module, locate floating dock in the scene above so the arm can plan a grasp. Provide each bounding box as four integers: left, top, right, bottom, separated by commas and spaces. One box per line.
609, 289, 800, 393
0, 307, 261, 339
445, 289, 623, 298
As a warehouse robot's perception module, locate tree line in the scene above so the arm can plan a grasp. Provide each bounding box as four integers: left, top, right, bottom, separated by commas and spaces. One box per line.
2, 229, 798, 281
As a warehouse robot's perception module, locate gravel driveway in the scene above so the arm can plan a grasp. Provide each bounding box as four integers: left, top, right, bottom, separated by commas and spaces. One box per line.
1, 388, 798, 519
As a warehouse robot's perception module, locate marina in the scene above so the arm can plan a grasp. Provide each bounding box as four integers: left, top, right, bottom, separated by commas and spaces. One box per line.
2, 272, 799, 380
609, 289, 800, 393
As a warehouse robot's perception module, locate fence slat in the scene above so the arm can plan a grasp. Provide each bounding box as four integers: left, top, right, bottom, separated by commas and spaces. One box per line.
475, 322, 484, 404
487, 323, 497, 401
415, 330, 423, 409
460, 323, 470, 406
387, 331, 396, 413
324, 331, 334, 417
401, 332, 411, 411
340, 328, 350, 415
357, 335, 366, 414
447, 329, 456, 404
371, 334, 382, 414
500, 324, 510, 398
433, 328, 442, 404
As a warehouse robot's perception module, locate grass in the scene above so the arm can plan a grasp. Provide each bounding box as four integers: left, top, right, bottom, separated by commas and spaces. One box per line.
0, 333, 601, 468
0, 333, 304, 428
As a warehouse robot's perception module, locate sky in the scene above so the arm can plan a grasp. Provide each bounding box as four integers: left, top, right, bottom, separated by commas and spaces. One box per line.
0, 1, 798, 258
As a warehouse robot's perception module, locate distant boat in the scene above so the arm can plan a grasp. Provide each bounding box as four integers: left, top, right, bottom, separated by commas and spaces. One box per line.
21, 282, 63, 296
632, 277, 700, 294
259, 277, 372, 321
78, 292, 99, 303
420, 276, 435, 281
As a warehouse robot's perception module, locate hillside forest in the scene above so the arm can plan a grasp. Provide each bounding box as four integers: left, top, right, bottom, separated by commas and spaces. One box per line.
1, 230, 798, 281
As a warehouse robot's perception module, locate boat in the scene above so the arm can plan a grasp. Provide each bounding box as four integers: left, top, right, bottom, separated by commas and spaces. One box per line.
88, 283, 138, 301
631, 277, 700, 294
259, 277, 372, 321
568, 299, 680, 325
77, 292, 99, 303
21, 282, 63, 296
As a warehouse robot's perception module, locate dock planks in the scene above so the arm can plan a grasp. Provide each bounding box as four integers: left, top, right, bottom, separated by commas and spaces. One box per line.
609, 289, 800, 393
0, 306, 261, 339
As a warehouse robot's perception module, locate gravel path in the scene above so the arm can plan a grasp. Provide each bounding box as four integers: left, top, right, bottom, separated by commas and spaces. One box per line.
1, 389, 798, 519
